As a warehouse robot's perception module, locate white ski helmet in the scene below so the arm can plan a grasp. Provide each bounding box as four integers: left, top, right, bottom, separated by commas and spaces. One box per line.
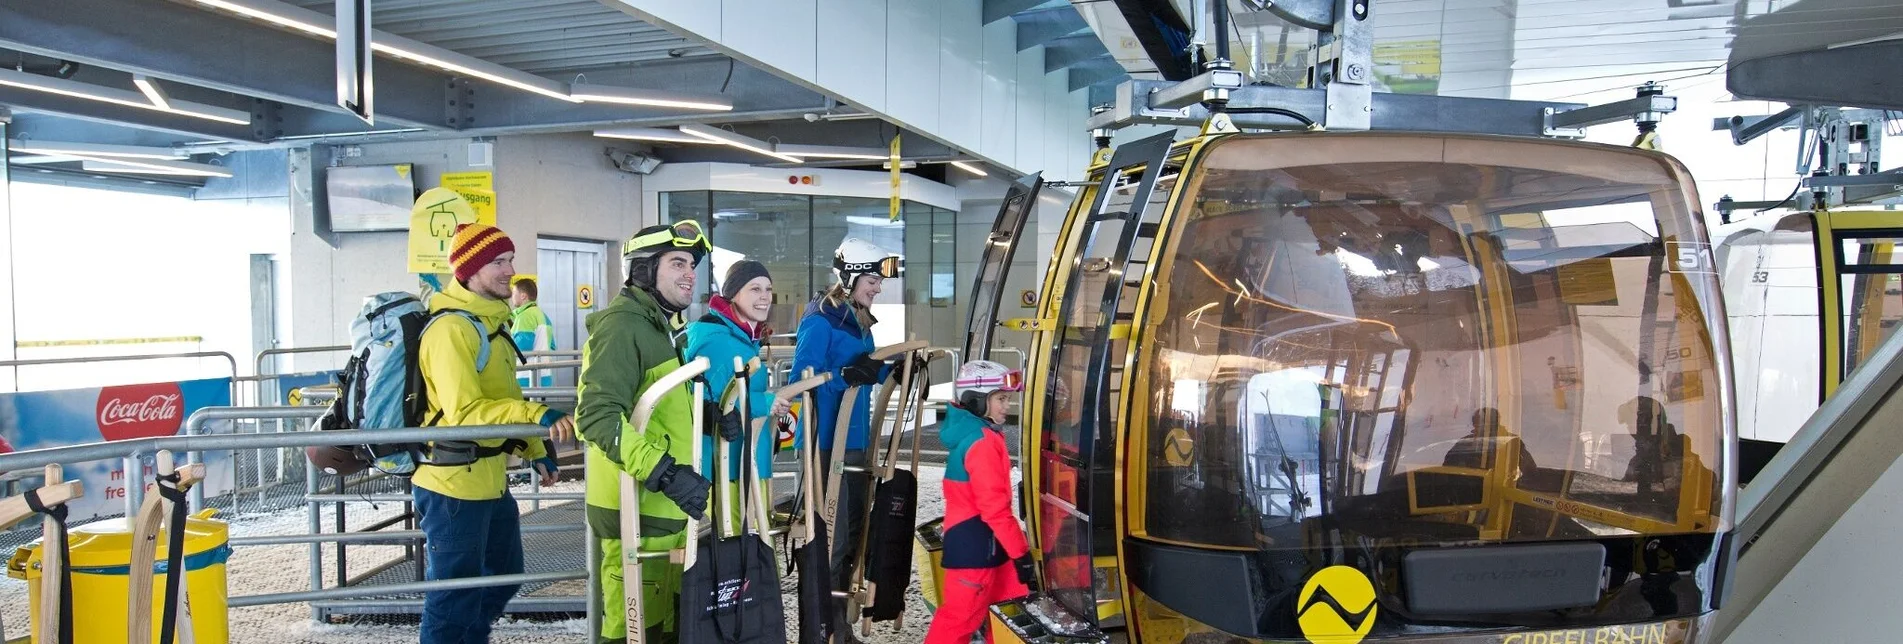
954, 359, 1023, 414
833, 237, 902, 288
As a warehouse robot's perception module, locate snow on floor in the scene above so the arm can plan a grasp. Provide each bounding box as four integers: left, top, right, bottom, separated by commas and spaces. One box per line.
0, 466, 1009, 643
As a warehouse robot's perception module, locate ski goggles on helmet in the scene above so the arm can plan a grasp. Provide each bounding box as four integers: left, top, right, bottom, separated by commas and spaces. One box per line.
624, 220, 711, 259
955, 368, 1024, 393
834, 255, 904, 279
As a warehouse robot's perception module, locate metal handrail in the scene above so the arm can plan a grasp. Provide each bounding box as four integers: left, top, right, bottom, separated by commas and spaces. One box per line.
0, 419, 545, 473
521, 387, 576, 400
0, 351, 238, 394
524, 350, 581, 359
255, 345, 349, 376
178, 405, 327, 512
229, 570, 584, 608
230, 522, 581, 547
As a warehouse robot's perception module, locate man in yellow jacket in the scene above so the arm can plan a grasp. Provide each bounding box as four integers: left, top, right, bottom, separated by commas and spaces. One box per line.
414, 222, 576, 644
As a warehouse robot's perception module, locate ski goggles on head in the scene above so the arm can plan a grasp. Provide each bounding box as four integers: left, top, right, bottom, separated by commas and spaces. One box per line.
624, 220, 710, 258
835, 255, 904, 279
955, 368, 1024, 393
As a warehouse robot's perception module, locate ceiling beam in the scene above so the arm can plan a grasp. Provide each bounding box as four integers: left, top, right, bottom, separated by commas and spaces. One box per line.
985, 0, 1052, 25
1728, 40, 1903, 111
1044, 35, 1106, 73
1, 0, 829, 142
1016, 7, 1089, 51
1068, 58, 1126, 92
0, 0, 452, 131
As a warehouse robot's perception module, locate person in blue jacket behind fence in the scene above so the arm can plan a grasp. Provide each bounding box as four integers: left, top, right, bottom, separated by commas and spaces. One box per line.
683, 260, 790, 525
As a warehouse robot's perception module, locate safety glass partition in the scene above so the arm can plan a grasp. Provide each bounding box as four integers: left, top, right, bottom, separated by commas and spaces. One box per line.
963, 173, 1042, 362
1139, 135, 1728, 553
1040, 133, 1178, 624
1836, 235, 1903, 380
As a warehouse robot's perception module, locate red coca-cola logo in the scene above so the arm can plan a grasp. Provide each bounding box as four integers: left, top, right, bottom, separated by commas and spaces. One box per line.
96, 383, 185, 441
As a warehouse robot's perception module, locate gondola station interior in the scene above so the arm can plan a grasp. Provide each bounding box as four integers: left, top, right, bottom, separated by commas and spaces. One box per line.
2, 1, 1903, 643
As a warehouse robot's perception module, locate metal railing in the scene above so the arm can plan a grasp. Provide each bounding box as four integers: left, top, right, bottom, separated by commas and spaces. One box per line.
0, 419, 566, 620
255, 345, 349, 378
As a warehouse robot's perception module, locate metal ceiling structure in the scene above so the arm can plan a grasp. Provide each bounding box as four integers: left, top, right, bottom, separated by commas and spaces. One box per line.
3, 0, 1902, 189
281, 0, 720, 73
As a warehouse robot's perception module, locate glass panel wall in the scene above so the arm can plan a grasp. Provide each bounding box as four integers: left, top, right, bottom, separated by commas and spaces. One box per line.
663, 190, 956, 348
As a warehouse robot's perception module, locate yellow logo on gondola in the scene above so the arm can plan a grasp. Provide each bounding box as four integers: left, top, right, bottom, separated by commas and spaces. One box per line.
1162, 428, 1195, 467
1298, 566, 1377, 644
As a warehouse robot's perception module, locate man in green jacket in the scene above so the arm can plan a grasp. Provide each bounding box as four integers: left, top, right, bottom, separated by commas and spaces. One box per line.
579, 220, 721, 644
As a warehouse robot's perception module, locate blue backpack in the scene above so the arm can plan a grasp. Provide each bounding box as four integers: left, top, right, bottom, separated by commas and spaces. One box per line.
314, 292, 521, 476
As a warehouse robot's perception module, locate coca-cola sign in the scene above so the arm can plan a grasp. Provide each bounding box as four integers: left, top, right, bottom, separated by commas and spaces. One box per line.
95, 382, 185, 441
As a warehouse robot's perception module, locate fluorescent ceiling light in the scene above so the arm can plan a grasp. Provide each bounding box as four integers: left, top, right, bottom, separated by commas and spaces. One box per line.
191, 0, 571, 101
191, 0, 335, 37
190, 0, 689, 106
5, 155, 76, 165
949, 160, 989, 177
594, 127, 710, 144
0, 68, 251, 125
569, 83, 732, 112
374, 42, 577, 102
8, 139, 188, 160
774, 143, 888, 160
679, 123, 804, 163
62, 154, 231, 178
133, 75, 171, 110
80, 160, 227, 177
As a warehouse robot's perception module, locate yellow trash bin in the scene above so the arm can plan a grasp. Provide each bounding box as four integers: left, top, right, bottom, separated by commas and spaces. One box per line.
913, 516, 946, 609
7, 510, 230, 644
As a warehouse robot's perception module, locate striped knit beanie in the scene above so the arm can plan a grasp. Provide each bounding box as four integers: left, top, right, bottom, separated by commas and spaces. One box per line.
449, 223, 515, 283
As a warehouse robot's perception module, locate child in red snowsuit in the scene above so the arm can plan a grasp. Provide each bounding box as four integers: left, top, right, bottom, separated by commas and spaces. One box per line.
924, 360, 1036, 644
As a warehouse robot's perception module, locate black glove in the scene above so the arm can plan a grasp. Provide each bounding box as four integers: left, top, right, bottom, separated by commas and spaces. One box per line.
704, 401, 744, 442
1014, 554, 1039, 591
643, 454, 709, 520
842, 353, 884, 386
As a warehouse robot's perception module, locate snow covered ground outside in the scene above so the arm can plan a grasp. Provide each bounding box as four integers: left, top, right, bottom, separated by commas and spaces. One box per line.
0, 464, 994, 643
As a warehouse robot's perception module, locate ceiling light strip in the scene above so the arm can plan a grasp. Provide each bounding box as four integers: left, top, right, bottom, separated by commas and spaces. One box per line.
7, 139, 188, 160
0, 68, 250, 125
570, 83, 732, 112
133, 75, 172, 110
774, 143, 889, 160
678, 123, 804, 163
593, 127, 710, 144
53, 152, 231, 177
949, 160, 989, 177
189, 0, 706, 106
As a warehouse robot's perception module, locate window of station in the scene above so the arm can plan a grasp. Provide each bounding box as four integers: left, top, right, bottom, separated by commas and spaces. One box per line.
1137, 137, 1725, 550
661, 190, 955, 341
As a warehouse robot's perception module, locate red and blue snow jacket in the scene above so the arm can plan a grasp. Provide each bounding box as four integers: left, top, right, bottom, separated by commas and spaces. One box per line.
939, 405, 1030, 569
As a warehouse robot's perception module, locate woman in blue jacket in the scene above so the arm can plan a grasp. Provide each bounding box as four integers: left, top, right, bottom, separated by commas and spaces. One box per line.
684, 260, 787, 526
793, 237, 904, 642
